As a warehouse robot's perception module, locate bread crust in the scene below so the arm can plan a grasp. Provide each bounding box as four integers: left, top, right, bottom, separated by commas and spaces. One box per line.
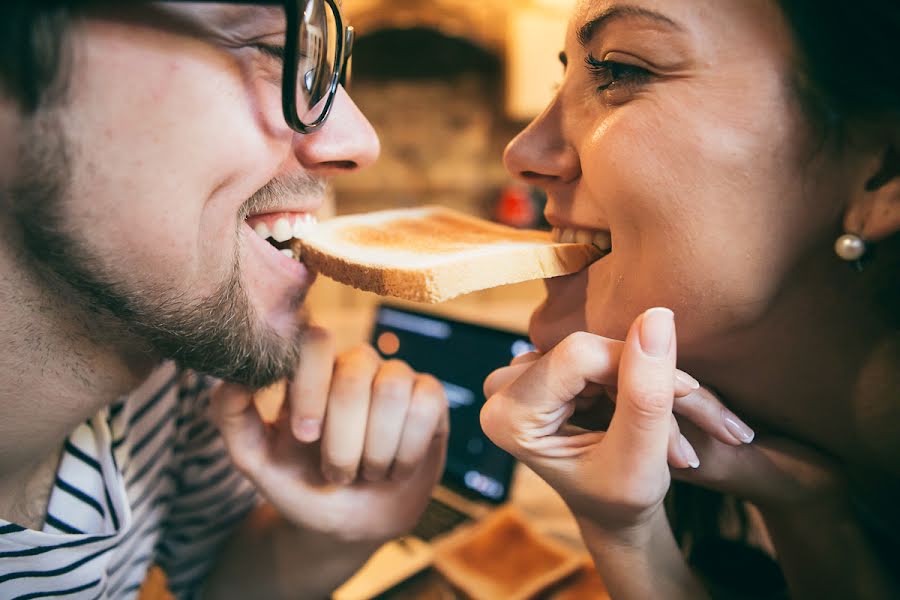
295, 207, 602, 303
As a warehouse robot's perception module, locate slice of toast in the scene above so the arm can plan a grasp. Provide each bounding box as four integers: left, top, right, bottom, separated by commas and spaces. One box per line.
432, 506, 582, 600
294, 206, 601, 303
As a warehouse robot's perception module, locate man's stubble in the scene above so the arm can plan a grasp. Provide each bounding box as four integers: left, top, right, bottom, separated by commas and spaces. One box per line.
8, 111, 315, 390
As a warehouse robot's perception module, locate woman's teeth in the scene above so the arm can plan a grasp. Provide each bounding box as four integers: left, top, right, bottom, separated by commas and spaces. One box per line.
248, 213, 317, 261
552, 227, 612, 252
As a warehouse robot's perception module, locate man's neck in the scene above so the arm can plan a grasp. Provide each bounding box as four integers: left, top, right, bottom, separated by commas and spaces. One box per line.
0, 242, 156, 527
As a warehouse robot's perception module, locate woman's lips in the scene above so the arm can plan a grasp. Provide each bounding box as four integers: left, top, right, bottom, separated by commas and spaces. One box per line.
551, 226, 612, 253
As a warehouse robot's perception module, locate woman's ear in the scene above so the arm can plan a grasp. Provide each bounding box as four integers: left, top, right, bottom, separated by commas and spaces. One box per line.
846, 144, 900, 242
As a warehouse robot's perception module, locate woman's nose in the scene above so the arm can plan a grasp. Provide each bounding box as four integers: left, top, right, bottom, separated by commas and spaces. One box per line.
292, 86, 381, 177
503, 99, 580, 188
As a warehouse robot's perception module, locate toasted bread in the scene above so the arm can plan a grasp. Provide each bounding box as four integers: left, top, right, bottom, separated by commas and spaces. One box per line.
432, 506, 582, 600
294, 206, 602, 303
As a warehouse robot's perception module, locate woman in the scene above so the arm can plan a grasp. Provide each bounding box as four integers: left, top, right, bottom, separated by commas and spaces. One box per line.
481, 0, 899, 598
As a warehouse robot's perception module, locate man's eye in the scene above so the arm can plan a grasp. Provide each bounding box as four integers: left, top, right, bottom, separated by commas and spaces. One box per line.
252, 43, 285, 62
584, 53, 652, 93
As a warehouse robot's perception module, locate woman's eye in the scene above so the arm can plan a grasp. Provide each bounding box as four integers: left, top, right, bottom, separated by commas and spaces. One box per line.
584, 53, 652, 94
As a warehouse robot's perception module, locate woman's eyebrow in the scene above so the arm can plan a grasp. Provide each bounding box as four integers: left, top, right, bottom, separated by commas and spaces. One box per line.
577, 5, 685, 47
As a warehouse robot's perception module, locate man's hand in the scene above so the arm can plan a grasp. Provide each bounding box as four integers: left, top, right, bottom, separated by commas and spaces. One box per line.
208, 325, 449, 544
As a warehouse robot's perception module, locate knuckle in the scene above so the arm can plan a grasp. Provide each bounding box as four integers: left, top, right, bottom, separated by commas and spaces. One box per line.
348, 344, 381, 364
334, 346, 377, 374
415, 374, 447, 400
331, 372, 373, 397
555, 332, 593, 363
373, 376, 411, 403
383, 358, 414, 375
627, 388, 672, 419
407, 394, 440, 424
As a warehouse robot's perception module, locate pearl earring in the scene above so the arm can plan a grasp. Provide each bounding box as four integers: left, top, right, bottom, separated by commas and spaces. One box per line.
834, 233, 867, 262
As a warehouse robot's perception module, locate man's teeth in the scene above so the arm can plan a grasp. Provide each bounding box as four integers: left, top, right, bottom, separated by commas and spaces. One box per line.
253, 222, 271, 240
293, 214, 316, 238
552, 227, 612, 252
271, 218, 293, 243
248, 213, 317, 261
249, 214, 318, 242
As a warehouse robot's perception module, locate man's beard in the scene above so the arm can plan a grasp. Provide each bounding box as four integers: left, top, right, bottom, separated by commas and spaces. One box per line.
9, 114, 321, 390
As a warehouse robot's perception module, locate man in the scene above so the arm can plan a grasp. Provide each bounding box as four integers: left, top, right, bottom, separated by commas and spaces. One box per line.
0, 2, 448, 598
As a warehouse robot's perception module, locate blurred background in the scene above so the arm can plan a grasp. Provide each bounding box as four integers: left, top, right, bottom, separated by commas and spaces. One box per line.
309, 0, 578, 348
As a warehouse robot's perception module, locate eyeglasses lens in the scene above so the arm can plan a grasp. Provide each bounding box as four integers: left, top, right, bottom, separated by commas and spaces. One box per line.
296, 0, 338, 123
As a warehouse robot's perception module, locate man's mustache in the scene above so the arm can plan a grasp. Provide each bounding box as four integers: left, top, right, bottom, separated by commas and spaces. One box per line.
239, 175, 327, 220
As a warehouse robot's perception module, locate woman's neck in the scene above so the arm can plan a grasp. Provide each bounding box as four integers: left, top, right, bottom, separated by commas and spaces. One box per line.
685, 250, 898, 469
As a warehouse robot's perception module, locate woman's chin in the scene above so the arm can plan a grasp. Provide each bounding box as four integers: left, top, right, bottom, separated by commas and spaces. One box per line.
528, 298, 585, 353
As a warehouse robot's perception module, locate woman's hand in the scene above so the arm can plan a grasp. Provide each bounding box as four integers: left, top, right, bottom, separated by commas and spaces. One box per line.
672, 398, 845, 514
481, 308, 709, 598
482, 307, 686, 536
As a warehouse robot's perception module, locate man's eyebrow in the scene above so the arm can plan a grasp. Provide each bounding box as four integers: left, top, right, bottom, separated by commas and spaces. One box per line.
577, 5, 684, 47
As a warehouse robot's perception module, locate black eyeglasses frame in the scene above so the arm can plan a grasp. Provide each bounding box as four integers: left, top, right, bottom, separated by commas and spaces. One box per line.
159, 0, 353, 134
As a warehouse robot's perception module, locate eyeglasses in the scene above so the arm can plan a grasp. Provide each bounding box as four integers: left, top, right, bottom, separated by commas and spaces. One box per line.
283, 0, 353, 133
161, 0, 353, 134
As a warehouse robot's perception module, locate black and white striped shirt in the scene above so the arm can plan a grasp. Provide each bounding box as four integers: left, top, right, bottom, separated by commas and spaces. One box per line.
0, 362, 259, 599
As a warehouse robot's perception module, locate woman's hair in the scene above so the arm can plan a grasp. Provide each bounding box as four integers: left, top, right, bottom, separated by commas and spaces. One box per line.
777, 0, 900, 134
2, 1, 900, 119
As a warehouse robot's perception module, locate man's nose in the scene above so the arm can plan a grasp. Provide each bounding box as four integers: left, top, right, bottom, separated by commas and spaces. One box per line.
292, 86, 380, 176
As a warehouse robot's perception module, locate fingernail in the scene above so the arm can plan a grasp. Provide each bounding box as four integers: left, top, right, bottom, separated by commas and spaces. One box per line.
294, 419, 321, 443
639, 308, 674, 357
675, 370, 700, 390
679, 434, 700, 469
724, 413, 755, 444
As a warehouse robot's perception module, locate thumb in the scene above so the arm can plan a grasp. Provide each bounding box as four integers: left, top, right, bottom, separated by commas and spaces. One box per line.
208, 382, 267, 474
604, 308, 677, 464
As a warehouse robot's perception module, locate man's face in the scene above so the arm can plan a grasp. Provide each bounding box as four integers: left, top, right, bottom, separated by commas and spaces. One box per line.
10, 3, 379, 388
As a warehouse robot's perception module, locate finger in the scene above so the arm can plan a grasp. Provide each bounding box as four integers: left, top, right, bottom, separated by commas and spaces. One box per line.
673, 387, 755, 446
510, 351, 542, 366
674, 370, 701, 398
666, 414, 701, 469
484, 362, 531, 399
391, 374, 448, 481
481, 331, 622, 454
320, 344, 381, 484
287, 325, 336, 443
605, 308, 677, 463
486, 350, 695, 402
208, 382, 266, 475
361, 359, 416, 481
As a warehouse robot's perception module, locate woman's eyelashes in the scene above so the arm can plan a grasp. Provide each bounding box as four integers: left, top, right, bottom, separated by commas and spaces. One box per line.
584, 53, 653, 96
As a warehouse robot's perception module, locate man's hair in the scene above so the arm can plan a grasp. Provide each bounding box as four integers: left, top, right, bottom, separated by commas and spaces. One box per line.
0, 4, 74, 111
2, 1, 899, 122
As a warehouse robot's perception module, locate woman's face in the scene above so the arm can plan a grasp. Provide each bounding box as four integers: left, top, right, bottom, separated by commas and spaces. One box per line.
506, 0, 853, 357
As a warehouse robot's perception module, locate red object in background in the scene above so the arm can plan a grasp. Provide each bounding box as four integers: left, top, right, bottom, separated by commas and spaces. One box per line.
495, 184, 537, 228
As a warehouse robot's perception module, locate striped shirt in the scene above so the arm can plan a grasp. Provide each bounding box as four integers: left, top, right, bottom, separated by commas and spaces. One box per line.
0, 362, 259, 599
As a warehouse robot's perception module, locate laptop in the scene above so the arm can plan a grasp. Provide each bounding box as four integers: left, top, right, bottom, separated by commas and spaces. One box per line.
333, 304, 535, 599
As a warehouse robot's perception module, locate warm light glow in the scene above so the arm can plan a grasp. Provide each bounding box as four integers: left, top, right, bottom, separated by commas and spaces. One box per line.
376, 331, 401, 356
